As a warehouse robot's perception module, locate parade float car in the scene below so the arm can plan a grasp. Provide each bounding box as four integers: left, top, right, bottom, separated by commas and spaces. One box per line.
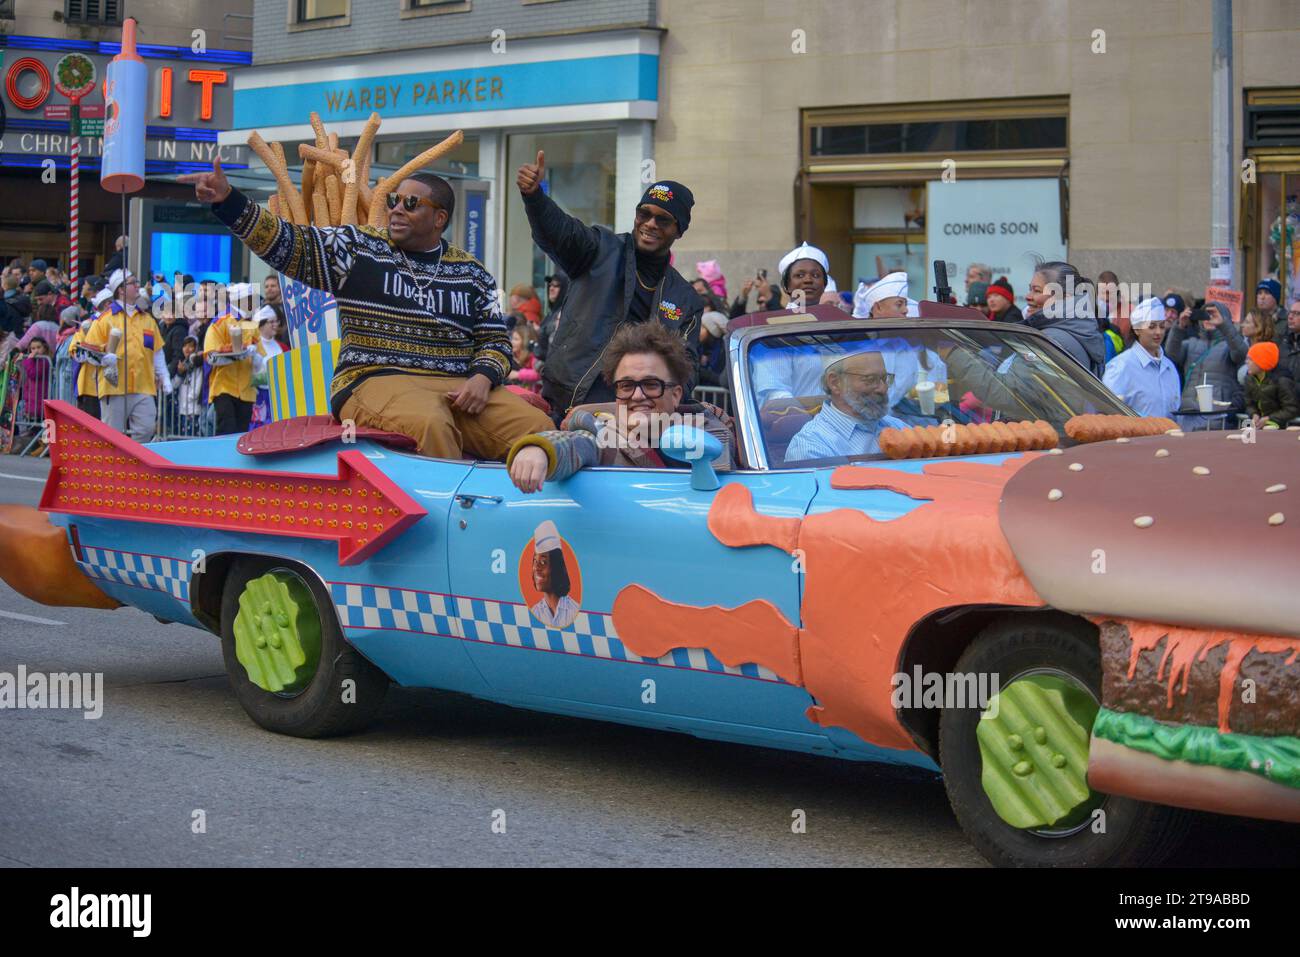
2, 304, 1297, 868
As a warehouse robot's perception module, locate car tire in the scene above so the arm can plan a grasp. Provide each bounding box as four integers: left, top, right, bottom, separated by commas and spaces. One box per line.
220, 558, 389, 738
939, 617, 1189, 867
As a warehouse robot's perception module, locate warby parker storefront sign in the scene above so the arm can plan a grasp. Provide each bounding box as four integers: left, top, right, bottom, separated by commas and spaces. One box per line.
2, 42, 236, 128
234, 53, 657, 128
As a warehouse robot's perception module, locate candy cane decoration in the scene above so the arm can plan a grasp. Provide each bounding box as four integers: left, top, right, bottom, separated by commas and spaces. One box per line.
70, 126, 80, 289
55, 53, 97, 289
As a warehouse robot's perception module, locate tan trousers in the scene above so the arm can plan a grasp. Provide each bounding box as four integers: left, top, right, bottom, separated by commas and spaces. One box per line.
339, 374, 553, 460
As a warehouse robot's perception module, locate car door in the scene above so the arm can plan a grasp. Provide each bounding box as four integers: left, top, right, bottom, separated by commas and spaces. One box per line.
445, 461, 826, 746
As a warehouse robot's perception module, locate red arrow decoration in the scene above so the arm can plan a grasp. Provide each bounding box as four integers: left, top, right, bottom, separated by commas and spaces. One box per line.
38, 400, 427, 566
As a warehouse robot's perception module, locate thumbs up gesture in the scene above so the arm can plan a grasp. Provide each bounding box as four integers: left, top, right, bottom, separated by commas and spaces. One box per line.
177, 156, 232, 204
516, 150, 546, 195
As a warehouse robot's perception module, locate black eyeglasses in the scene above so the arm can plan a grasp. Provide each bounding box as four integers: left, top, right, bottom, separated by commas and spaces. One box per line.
634, 207, 675, 230
613, 377, 677, 399
386, 192, 442, 213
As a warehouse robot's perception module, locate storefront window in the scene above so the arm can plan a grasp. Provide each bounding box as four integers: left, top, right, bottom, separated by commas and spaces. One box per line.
1258, 174, 1298, 303
504, 128, 616, 293
374, 135, 480, 179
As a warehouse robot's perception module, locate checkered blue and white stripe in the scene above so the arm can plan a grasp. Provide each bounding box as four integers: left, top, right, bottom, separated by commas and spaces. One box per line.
76, 546, 191, 602
331, 583, 785, 683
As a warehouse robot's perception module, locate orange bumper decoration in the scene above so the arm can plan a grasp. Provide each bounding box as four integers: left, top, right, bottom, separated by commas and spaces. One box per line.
0, 504, 121, 610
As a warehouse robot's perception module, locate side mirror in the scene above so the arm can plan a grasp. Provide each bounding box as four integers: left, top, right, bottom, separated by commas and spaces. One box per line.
658, 424, 723, 491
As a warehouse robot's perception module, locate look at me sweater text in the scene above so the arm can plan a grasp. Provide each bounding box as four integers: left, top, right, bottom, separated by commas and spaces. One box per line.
212, 188, 511, 417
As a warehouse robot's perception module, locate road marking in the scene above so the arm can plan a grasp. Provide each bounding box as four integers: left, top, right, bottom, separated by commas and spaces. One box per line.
0, 472, 45, 483
0, 609, 66, 626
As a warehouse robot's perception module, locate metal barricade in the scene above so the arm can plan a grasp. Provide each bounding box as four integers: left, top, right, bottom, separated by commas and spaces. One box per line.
5, 353, 54, 456
155, 367, 214, 440
692, 385, 732, 415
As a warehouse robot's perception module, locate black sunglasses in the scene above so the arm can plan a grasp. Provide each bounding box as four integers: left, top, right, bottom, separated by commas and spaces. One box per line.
613, 377, 677, 399
634, 207, 676, 230
386, 192, 443, 213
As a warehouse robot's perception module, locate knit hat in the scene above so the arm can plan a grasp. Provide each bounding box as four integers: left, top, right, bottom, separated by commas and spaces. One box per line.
1257, 278, 1282, 302
1248, 341, 1280, 371
987, 278, 1014, 302
701, 310, 729, 337
638, 181, 693, 233
31, 259, 47, 271
695, 259, 728, 299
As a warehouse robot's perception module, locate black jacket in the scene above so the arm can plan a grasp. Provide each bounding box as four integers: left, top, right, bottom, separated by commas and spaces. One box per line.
536, 272, 569, 366
522, 190, 702, 411
1277, 330, 1300, 390
162, 318, 190, 374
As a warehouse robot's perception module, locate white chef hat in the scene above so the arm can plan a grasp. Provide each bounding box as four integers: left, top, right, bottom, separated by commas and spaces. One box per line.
254, 304, 278, 325
92, 288, 113, 308
1129, 297, 1166, 329
106, 268, 130, 295
852, 271, 909, 318
534, 520, 562, 553
777, 242, 830, 284
226, 283, 254, 318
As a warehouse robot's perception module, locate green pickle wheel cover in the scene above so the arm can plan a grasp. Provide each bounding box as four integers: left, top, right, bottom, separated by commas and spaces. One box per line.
233, 571, 322, 695
976, 673, 1102, 831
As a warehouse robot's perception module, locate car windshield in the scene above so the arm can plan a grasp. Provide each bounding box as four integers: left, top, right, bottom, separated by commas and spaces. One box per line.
746, 325, 1130, 468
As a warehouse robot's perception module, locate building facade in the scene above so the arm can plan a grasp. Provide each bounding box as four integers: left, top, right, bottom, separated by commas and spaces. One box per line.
655, 0, 1300, 308
221, 0, 660, 290
0, 0, 255, 278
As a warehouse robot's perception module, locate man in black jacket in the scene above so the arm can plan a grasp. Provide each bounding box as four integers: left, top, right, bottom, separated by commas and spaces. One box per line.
517, 151, 703, 414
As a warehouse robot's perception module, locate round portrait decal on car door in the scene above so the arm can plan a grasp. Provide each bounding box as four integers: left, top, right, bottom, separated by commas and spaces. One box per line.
520, 520, 583, 629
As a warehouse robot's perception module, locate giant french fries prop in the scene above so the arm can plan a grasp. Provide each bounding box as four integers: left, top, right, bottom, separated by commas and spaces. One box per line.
248, 111, 464, 231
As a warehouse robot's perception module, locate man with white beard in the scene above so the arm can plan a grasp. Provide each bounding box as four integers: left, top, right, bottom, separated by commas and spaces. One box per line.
785, 347, 907, 462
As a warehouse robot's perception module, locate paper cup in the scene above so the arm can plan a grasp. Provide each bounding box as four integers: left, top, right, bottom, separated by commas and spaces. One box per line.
916, 380, 936, 416
1196, 383, 1214, 413
106, 328, 122, 353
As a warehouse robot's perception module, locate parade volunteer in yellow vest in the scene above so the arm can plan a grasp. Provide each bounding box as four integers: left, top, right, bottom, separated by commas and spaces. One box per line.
84, 270, 171, 443
204, 282, 267, 435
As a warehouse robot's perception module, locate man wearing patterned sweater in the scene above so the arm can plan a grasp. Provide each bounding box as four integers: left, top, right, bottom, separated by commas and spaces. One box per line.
179, 159, 551, 458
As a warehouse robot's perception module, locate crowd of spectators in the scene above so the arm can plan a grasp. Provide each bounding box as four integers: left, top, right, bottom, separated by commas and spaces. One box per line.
1, 255, 294, 449
687, 249, 1299, 431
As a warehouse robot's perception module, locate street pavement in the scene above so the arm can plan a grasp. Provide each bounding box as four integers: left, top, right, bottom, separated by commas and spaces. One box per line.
1, 453, 1297, 867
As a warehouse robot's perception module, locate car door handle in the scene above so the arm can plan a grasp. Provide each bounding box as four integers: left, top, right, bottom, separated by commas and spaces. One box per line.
455, 493, 503, 509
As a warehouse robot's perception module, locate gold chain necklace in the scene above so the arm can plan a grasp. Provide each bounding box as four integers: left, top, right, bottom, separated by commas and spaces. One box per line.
635, 271, 656, 292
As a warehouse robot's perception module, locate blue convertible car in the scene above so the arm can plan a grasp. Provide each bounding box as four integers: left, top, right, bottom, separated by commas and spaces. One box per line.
6, 306, 1299, 867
